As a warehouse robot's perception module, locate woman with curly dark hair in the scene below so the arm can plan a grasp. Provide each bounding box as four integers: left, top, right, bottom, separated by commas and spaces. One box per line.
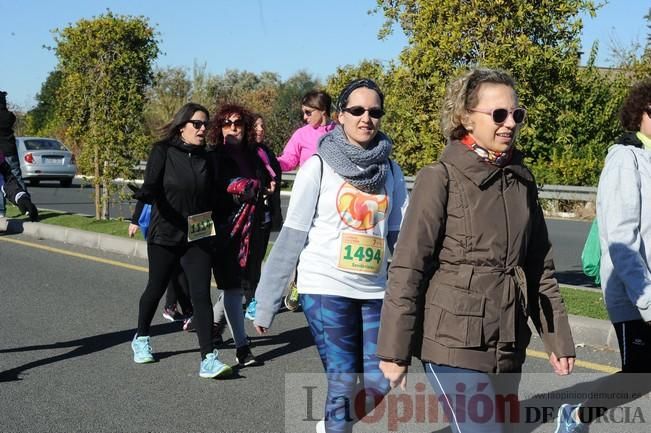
208, 104, 281, 367
555, 78, 651, 432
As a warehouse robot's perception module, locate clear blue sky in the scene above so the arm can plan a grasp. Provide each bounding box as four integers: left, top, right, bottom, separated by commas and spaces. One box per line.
0, 0, 648, 110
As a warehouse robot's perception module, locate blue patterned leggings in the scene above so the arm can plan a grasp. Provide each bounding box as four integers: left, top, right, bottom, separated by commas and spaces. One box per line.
301, 293, 390, 433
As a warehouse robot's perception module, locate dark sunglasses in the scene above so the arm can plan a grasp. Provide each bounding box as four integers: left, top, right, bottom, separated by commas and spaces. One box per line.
469, 107, 527, 124
221, 119, 244, 128
342, 106, 385, 119
187, 120, 209, 129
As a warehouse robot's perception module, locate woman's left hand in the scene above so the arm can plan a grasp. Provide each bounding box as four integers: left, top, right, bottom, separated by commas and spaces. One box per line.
549, 352, 575, 375
379, 360, 408, 390
254, 324, 268, 335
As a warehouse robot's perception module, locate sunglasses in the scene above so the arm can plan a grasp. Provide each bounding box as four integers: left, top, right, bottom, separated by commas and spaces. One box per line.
342, 106, 385, 119
469, 107, 527, 124
221, 119, 244, 128
187, 120, 209, 129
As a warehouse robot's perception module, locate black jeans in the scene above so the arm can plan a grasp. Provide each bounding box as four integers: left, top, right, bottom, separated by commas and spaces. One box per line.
137, 239, 213, 358
577, 319, 651, 424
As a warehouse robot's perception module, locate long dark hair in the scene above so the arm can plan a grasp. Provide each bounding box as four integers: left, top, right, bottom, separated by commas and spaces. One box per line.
302, 90, 332, 117
209, 103, 256, 150
159, 102, 210, 142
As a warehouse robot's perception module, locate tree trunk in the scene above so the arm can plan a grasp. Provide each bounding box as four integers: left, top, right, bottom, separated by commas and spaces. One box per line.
101, 160, 110, 220
94, 147, 101, 219
102, 178, 110, 220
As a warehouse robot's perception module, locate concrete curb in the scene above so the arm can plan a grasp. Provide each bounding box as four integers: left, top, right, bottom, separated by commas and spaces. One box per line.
5, 219, 148, 260
566, 314, 618, 351
2, 218, 618, 351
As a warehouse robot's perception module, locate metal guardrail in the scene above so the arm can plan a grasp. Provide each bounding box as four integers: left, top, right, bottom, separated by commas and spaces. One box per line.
537, 184, 597, 201
282, 171, 597, 202
136, 161, 596, 202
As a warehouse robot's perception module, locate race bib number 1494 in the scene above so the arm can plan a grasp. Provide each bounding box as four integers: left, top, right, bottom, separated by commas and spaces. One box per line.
337, 232, 384, 275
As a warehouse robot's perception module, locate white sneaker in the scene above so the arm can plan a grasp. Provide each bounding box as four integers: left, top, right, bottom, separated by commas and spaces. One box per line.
316, 419, 325, 433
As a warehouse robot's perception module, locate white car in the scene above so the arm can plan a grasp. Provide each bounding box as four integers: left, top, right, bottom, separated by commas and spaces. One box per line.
16, 137, 77, 187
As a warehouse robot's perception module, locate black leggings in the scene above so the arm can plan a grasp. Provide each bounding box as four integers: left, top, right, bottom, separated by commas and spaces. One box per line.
137, 240, 214, 358
164, 266, 192, 314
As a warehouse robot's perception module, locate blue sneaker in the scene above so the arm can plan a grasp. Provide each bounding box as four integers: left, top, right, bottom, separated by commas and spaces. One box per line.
245, 298, 257, 321
199, 350, 232, 379
555, 404, 589, 433
131, 334, 154, 364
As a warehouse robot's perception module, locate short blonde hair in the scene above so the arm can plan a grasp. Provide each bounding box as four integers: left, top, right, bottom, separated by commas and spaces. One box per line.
441, 68, 516, 140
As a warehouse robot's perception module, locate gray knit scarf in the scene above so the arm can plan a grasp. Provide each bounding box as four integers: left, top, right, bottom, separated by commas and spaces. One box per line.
317, 124, 392, 193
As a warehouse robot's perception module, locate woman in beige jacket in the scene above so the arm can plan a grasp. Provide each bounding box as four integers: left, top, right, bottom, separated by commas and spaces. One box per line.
376, 68, 576, 433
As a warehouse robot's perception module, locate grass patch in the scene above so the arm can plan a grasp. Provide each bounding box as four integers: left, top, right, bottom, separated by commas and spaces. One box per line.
560, 286, 608, 320
5, 204, 140, 239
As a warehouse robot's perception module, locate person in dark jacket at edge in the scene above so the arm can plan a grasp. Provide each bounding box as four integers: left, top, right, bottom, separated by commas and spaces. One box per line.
0, 150, 38, 230
241, 112, 283, 322
377, 68, 576, 433
0, 91, 28, 219
130, 102, 232, 379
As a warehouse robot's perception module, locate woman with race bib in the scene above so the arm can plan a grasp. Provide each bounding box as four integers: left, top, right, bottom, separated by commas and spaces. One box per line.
254, 79, 409, 433
130, 103, 231, 379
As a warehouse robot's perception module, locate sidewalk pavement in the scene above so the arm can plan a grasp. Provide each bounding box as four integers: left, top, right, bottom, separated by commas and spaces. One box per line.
2, 218, 619, 352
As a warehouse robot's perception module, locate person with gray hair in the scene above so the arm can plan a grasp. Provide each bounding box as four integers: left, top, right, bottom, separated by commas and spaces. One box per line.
377, 68, 575, 433
0, 91, 27, 219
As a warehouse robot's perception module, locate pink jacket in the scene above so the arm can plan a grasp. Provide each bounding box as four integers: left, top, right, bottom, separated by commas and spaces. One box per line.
277, 122, 336, 171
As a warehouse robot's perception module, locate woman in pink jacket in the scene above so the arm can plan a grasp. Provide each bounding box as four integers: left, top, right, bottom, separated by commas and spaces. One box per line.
277, 90, 336, 171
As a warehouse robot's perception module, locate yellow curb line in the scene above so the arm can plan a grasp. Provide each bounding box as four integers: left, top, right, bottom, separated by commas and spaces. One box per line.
0, 236, 148, 272
1, 236, 621, 374
526, 349, 619, 374
0, 235, 220, 287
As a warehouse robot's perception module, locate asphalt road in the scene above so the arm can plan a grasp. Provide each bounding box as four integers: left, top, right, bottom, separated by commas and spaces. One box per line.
25, 180, 595, 287
2, 233, 645, 433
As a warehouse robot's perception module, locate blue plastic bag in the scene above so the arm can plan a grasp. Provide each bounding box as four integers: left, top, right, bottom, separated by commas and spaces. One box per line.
138, 203, 152, 240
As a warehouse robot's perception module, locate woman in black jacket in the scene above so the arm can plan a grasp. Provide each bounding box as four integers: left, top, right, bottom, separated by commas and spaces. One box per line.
244, 113, 282, 318
131, 103, 231, 379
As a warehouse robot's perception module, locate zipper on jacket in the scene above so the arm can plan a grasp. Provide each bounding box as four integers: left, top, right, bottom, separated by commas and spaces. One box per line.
190, 152, 199, 211
501, 170, 510, 265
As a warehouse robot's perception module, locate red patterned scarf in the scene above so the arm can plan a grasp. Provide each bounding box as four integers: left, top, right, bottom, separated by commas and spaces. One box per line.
461, 134, 513, 167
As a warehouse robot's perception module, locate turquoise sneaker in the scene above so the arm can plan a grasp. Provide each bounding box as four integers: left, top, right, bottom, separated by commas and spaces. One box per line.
555, 404, 589, 433
199, 350, 232, 379
245, 298, 257, 321
131, 334, 154, 364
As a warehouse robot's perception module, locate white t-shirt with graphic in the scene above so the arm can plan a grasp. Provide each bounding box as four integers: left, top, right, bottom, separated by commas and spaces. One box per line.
283, 155, 409, 299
